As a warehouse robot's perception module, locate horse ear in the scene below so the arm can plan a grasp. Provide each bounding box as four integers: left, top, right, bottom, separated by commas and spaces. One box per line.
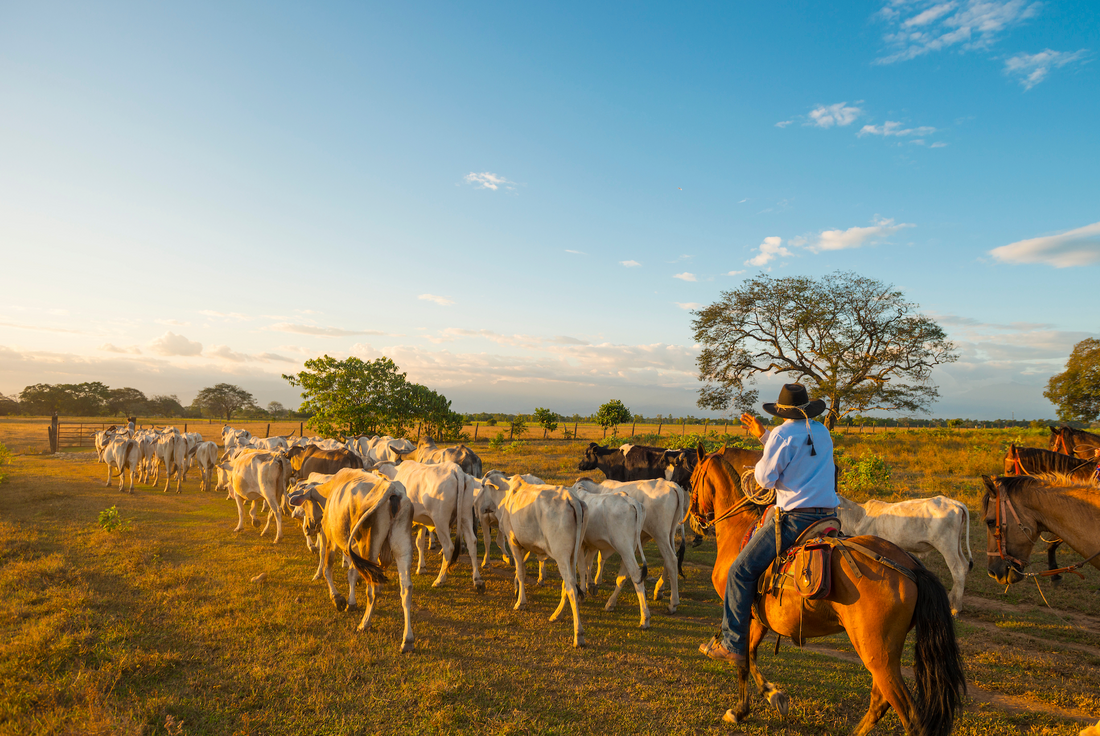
981, 475, 997, 493
1049, 426, 1058, 434
695, 443, 705, 462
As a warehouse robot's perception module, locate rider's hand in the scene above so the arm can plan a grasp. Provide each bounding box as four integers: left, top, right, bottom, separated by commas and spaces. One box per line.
740, 413, 766, 440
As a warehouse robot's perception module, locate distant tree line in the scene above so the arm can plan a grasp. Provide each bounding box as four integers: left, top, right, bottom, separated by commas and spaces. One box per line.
0, 382, 307, 422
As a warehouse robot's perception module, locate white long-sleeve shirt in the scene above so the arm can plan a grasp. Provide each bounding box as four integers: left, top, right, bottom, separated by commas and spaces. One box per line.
754, 419, 838, 510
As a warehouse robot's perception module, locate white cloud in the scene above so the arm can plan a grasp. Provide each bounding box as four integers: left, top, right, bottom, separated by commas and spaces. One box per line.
418, 294, 455, 306
1004, 49, 1089, 89
149, 331, 203, 357
99, 343, 142, 355
775, 120, 793, 128
809, 217, 915, 252
265, 322, 387, 337
421, 328, 590, 348
463, 172, 516, 191
727, 269, 745, 276
565, 249, 586, 255
745, 236, 792, 267
807, 102, 863, 128
989, 221, 1100, 268
620, 260, 641, 267
858, 121, 937, 137
931, 141, 948, 148
207, 345, 252, 362
672, 272, 697, 282
675, 302, 702, 310
875, 0, 1042, 64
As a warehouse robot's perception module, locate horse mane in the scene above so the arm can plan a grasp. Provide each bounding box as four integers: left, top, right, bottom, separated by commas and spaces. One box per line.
702, 454, 769, 516
995, 472, 1100, 495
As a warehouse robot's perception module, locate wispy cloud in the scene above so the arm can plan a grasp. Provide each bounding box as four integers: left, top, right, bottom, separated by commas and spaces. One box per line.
266, 323, 387, 337
99, 343, 142, 355
875, 0, 1042, 64
675, 302, 702, 310
745, 236, 791, 267
672, 272, 697, 282
807, 102, 863, 128
418, 294, 455, 306
149, 331, 203, 357
858, 121, 936, 137
775, 120, 793, 128
809, 217, 914, 252
931, 141, 948, 148
422, 328, 590, 348
1004, 49, 1089, 89
620, 260, 641, 267
989, 221, 1100, 268
463, 172, 516, 190
565, 249, 586, 255
727, 269, 745, 276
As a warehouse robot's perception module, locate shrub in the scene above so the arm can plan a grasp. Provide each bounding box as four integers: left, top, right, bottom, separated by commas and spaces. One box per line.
98, 505, 131, 533
840, 453, 892, 495
489, 431, 507, 450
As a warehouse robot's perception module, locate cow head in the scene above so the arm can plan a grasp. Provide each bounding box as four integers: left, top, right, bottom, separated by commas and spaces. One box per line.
287, 483, 327, 536
577, 442, 612, 471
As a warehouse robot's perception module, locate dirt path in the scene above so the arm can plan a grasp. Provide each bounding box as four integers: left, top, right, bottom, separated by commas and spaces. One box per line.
800, 643, 1099, 726
964, 594, 1100, 635
958, 614, 1100, 659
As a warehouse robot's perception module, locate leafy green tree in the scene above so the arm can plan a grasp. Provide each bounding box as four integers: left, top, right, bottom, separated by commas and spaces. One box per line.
596, 399, 632, 436
1045, 338, 1100, 422
106, 387, 148, 416
285, 356, 408, 437
406, 383, 464, 440
148, 394, 186, 417
692, 271, 958, 429
19, 382, 110, 415
510, 416, 528, 439
533, 407, 559, 438
193, 383, 256, 422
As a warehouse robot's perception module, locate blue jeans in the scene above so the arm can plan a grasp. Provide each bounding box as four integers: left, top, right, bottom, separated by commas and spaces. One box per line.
721, 506, 836, 655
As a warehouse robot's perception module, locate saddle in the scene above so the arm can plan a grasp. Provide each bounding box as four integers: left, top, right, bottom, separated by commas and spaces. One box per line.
755, 516, 843, 601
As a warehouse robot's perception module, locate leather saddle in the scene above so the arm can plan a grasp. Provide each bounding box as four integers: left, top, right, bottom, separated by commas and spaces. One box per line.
747, 513, 842, 602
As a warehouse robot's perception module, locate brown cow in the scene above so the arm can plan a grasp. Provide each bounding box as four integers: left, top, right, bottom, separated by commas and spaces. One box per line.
285, 444, 363, 483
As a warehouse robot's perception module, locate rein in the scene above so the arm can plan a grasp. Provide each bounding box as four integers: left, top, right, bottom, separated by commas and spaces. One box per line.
988, 482, 1100, 579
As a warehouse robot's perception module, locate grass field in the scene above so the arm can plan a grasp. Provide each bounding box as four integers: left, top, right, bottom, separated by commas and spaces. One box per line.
1, 421, 1098, 735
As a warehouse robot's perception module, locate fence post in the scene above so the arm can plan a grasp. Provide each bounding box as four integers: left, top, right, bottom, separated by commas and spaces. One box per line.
574, 422, 578, 440
474, 423, 479, 441
299, 421, 304, 437
657, 421, 662, 437
704, 419, 709, 435
631, 422, 636, 437
49, 413, 59, 453
682, 421, 686, 437
265, 423, 271, 438
509, 423, 514, 441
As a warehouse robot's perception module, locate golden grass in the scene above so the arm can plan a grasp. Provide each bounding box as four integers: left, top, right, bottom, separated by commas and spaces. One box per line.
1, 423, 1097, 734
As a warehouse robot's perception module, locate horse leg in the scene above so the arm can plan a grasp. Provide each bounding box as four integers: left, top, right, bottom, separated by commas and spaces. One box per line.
850, 683, 892, 736
722, 662, 753, 725
847, 620, 915, 735
746, 620, 788, 716
1047, 540, 1063, 584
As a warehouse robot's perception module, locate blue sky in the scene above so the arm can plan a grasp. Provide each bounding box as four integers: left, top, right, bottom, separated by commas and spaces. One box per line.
1, 1, 1097, 419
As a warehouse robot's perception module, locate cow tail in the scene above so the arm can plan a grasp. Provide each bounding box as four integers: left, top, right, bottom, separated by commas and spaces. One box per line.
960, 504, 973, 571
346, 503, 389, 586
633, 504, 648, 585
571, 494, 588, 597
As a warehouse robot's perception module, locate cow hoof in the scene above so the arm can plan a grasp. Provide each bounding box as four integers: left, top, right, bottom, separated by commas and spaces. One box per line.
587, 584, 598, 597
346, 602, 359, 611
514, 602, 527, 611
332, 595, 347, 612
766, 689, 790, 717
356, 621, 369, 631
722, 710, 742, 724
401, 640, 414, 654
666, 604, 678, 614
639, 621, 650, 630
573, 637, 586, 648
475, 581, 486, 595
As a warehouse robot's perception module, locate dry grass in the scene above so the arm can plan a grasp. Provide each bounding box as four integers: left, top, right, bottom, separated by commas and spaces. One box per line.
0, 421, 1098, 734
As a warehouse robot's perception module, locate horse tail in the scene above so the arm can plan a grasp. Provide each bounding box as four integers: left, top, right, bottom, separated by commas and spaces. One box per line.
911, 563, 966, 736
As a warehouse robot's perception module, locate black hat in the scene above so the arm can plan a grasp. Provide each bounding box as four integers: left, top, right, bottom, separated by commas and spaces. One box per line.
762, 384, 827, 420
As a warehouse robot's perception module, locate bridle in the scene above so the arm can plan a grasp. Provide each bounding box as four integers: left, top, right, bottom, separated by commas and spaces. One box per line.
686, 457, 773, 532
1008, 445, 1026, 476
1052, 430, 1071, 457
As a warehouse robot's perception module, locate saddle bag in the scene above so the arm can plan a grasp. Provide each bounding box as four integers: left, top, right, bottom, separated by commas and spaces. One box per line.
788, 542, 832, 600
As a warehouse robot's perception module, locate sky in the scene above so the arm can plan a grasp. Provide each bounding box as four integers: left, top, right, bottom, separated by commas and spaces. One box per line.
1, 1, 1098, 420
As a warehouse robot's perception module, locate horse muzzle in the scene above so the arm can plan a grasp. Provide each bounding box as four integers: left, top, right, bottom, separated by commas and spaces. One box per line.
987, 560, 1025, 585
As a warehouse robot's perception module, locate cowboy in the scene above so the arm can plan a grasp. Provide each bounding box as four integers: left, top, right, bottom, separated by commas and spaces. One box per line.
699, 383, 838, 666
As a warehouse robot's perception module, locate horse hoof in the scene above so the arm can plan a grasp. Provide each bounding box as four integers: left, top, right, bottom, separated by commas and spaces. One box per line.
722, 710, 742, 724
766, 689, 790, 717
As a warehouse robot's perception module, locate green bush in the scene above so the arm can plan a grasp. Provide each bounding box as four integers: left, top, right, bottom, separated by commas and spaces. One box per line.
489, 431, 507, 450
840, 453, 892, 495
98, 505, 131, 533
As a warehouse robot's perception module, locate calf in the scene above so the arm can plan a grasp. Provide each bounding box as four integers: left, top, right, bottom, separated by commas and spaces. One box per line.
189, 441, 220, 492
573, 477, 686, 613
416, 436, 483, 477
475, 470, 545, 568
228, 451, 291, 543
837, 494, 972, 615
289, 469, 415, 651
484, 477, 588, 647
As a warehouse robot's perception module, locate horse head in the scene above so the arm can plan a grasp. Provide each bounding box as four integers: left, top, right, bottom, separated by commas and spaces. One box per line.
981, 475, 1036, 585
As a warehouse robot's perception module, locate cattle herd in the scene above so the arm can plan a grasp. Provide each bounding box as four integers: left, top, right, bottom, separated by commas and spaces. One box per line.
87, 424, 992, 655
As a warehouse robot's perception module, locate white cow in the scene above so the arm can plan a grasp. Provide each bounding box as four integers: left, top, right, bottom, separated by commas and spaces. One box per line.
252, 436, 289, 452
103, 436, 140, 493
228, 451, 291, 543
375, 461, 484, 593
475, 470, 545, 569
93, 427, 119, 462
837, 495, 972, 615
570, 486, 650, 629
157, 431, 189, 493
288, 468, 416, 651
488, 477, 589, 648
189, 441, 220, 493
133, 430, 159, 484
221, 426, 253, 453
573, 478, 686, 614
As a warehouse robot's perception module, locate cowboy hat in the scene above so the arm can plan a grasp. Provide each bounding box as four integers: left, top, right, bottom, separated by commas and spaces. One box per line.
762, 383, 827, 420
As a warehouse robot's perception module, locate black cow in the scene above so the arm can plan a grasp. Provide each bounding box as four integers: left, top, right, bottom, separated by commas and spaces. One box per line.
576, 442, 679, 482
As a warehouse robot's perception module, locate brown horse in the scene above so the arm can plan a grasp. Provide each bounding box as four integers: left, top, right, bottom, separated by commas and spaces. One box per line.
689, 450, 965, 735
981, 473, 1100, 585
1048, 425, 1100, 461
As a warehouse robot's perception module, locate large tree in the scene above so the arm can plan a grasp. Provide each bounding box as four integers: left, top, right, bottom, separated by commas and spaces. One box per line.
106, 387, 148, 416
595, 399, 632, 436
692, 271, 958, 429
19, 382, 110, 416
193, 383, 256, 421
1044, 338, 1100, 422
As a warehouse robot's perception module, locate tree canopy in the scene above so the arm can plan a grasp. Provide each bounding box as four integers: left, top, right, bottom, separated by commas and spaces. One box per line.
595, 399, 632, 435
193, 383, 256, 421
533, 407, 559, 438
284, 355, 463, 439
692, 271, 958, 428
1044, 338, 1100, 422
19, 382, 110, 415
